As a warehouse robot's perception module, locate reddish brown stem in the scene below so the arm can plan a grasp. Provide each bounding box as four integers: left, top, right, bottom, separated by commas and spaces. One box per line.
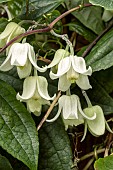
0, 3, 92, 53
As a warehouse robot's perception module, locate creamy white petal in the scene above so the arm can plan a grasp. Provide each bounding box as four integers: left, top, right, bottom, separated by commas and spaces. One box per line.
105, 120, 113, 133
46, 106, 61, 122
85, 106, 105, 136
10, 43, 28, 66
76, 74, 92, 90
81, 121, 88, 142
28, 45, 47, 72
58, 74, 71, 91
63, 118, 84, 130
69, 95, 78, 119
71, 55, 92, 75
66, 67, 79, 80
7, 25, 25, 44
48, 49, 69, 68
77, 96, 96, 120
49, 70, 59, 79
37, 76, 56, 100
16, 76, 37, 101
61, 96, 72, 119
50, 57, 71, 79
27, 99, 42, 116
0, 53, 13, 71
46, 96, 64, 122
0, 22, 18, 40
17, 59, 32, 79
39, 97, 50, 105
56, 57, 71, 76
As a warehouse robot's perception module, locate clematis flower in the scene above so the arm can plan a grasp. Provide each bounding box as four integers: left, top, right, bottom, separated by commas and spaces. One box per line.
16, 76, 56, 116
48, 52, 92, 91
46, 94, 96, 123
80, 91, 113, 141
81, 105, 113, 141
0, 42, 47, 78
0, 22, 25, 50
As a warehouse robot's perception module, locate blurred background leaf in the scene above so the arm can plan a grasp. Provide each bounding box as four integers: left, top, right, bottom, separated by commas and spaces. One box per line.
89, 0, 113, 10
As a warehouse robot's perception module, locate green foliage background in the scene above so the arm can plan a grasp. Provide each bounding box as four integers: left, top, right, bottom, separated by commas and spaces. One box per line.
0, 0, 113, 170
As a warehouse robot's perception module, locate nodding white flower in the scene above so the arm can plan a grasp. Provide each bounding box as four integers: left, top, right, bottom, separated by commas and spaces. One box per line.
49, 53, 92, 91
0, 22, 25, 50
16, 76, 56, 116
0, 43, 47, 78
81, 105, 113, 141
46, 94, 96, 123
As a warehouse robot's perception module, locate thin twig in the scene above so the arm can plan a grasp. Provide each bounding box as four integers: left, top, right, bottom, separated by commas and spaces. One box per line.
104, 132, 113, 157
0, 3, 92, 53
37, 91, 61, 131
82, 22, 113, 58
79, 148, 105, 161
83, 157, 95, 170
49, 3, 92, 29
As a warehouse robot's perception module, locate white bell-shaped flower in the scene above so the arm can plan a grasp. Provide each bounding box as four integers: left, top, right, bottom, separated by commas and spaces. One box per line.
49, 54, 92, 91
84, 106, 105, 137
16, 76, 56, 116
0, 43, 47, 78
46, 94, 96, 123
0, 22, 25, 50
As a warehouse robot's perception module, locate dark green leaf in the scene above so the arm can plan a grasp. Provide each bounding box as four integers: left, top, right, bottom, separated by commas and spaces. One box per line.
38, 112, 75, 170
68, 21, 96, 42
93, 67, 113, 94
87, 77, 113, 115
65, 0, 104, 34
0, 80, 38, 170
0, 69, 23, 92
94, 155, 113, 170
8, 0, 23, 16
89, 0, 113, 10
0, 55, 23, 92
0, 154, 13, 170
85, 28, 113, 72
0, 18, 8, 33
21, 0, 64, 20
0, 68, 23, 92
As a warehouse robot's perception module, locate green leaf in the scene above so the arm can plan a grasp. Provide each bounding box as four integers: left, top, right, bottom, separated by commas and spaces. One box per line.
0, 80, 38, 170
0, 0, 11, 3
21, 0, 64, 20
93, 67, 113, 94
0, 154, 13, 170
8, 0, 23, 16
0, 69, 23, 92
0, 55, 23, 92
0, 18, 8, 33
87, 77, 113, 115
94, 155, 113, 170
65, 0, 104, 34
68, 21, 96, 42
89, 0, 113, 10
38, 112, 75, 170
86, 28, 113, 72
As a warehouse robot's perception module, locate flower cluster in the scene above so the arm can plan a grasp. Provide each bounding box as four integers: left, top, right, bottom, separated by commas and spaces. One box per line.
0, 22, 112, 140
0, 22, 54, 114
